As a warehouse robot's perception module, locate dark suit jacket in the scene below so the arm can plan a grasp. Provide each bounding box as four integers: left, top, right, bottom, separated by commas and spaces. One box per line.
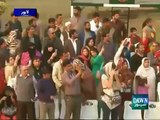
64, 39, 82, 59
21, 35, 42, 52
79, 30, 96, 46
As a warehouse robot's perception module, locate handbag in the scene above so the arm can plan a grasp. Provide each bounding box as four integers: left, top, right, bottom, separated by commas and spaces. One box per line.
105, 93, 121, 105
1, 101, 17, 117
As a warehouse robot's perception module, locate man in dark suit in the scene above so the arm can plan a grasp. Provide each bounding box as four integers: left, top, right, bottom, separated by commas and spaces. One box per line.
79, 21, 96, 46
64, 29, 82, 59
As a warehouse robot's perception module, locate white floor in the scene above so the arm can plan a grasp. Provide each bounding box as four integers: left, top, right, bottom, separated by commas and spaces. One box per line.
54, 99, 102, 119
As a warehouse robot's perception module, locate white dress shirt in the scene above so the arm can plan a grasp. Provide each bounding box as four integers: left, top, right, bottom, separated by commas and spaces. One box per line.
90, 19, 102, 34
70, 38, 77, 54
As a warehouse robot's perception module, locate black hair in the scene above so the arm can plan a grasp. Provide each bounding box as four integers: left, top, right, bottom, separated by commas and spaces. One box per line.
48, 18, 55, 23
142, 18, 152, 28
32, 56, 41, 61
112, 10, 120, 17
74, 6, 81, 11
56, 14, 62, 19
62, 59, 72, 67
93, 12, 100, 18
130, 27, 137, 32
103, 17, 110, 23
84, 21, 90, 26
6, 54, 15, 63
69, 29, 76, 38
85, 37, 95, 47
41, 66, 52, 74
90, 47, 99, 55
60, 49, 68, 57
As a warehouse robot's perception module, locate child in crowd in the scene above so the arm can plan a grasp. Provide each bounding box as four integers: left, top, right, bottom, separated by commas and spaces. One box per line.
37, 67, 57, 119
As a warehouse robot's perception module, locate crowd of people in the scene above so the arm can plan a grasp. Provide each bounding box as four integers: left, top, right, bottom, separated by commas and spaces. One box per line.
0, 6, 159, 119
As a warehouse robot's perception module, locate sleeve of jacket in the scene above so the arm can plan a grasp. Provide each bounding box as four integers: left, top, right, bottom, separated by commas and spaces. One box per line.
95, 29, 101, 46
52, 63, 62, 88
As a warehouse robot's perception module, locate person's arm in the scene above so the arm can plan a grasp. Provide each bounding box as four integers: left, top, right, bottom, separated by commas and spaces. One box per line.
95, 29, 101, 46
142, 29, 147, 43
62, 71, 82, 86
114, 38, 127, 65
52, 64, 62, 88
47, 51, 57, 64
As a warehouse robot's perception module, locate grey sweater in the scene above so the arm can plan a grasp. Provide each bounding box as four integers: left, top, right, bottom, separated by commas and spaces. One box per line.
15, 75, 35, 102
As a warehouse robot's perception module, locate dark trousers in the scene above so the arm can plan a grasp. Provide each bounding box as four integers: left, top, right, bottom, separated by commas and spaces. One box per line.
17, 101, 35, 120
99, 100, 119, 119
64, 95, 81, 119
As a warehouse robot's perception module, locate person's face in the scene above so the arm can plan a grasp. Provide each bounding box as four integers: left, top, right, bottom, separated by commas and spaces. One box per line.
72, 32, 78, 39
151, 43, 158, 53
138, 45, 145, 54
48, 47, 53, 52
82, 49, 89, 57
132, 30, 137, 35
122, 61, 128, 70
103, 34, 110, 43
114, 14, 120, 20
57, 16, 63, 23
33, 59, 41, 67
28, 27, 35, 35
148, 21, 153, 27
21, 66, 29, 76
88, 39, 94, 47
94, 16, 100, 23
32, 20, 37, 27
73, 9, 79, 16
64, 64, 73, 72
85, 23, 90, 31
104, 22, 110, 28
9, 57, 15, 65
12, 16, 18, 21
143, 59, 150, 68
91, 50, 97, 57
66, 24, 71, 31
48, 30, 56, 39
62, 52, 70, 60
49, 22, 56, 28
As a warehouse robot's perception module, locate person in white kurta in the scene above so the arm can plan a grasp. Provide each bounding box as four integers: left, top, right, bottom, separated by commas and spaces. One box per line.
134, 57, 156, 101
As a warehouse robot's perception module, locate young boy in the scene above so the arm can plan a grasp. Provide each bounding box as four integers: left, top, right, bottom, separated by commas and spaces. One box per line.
37, 67, 57, 119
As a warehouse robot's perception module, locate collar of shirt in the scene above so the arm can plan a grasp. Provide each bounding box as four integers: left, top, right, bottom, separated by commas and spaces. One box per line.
70, 38, 77, 54
19, 74, 30, 79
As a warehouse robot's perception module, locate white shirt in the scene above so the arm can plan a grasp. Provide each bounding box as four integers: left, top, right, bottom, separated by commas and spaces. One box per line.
90, 19, 102, 34
60, 31, 70, 46
70, 38, 77, 54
